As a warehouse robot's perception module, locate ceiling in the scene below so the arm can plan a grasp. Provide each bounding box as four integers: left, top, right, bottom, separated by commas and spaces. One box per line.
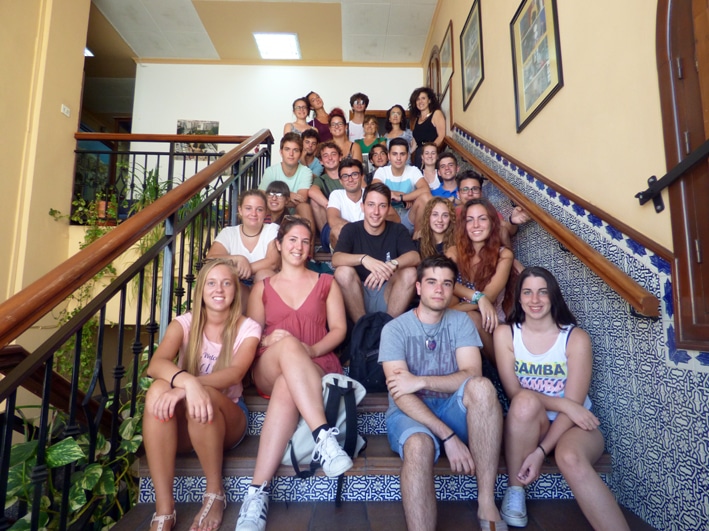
83, 0, 438, 120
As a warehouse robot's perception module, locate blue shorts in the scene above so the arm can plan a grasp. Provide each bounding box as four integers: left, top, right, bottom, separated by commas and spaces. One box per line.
386, 378, 471, 462
396, 207, 415, 235
231, 399, 250, 449
363, 283, 388, 314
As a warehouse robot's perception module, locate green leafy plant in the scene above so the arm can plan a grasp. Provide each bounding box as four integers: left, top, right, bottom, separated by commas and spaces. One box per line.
6, 349, 151, 531
49, 198, 119, 391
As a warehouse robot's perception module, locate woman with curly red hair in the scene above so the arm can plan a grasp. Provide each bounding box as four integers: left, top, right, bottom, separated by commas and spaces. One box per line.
446, 198, 514, 364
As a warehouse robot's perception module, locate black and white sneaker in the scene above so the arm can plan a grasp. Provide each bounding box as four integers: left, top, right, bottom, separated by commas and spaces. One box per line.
235, 482, 269, 531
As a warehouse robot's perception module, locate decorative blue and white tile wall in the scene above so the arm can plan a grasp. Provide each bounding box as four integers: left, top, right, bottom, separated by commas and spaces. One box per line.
452, 127, 709, 531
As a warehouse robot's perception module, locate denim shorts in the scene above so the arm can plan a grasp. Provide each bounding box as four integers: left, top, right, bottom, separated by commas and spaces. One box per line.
363, 283, 388, 314
386, 378, 471, 462
231, 398, 250, 449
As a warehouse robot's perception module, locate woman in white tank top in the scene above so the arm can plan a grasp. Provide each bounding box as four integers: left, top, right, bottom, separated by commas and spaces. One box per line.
493, 266, 629, 530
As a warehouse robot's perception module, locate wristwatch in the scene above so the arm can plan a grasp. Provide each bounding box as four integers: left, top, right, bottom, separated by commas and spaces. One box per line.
388, 259, 399, 270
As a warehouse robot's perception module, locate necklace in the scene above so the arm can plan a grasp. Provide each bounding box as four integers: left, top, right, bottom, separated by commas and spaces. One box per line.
241, 225, 263, 238
414, 308, 445, 351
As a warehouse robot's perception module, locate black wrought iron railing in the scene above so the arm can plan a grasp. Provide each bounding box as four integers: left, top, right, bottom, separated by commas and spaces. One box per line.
0, 129, 273, 531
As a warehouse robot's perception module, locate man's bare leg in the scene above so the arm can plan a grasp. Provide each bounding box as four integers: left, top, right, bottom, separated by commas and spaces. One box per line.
463, 377, 503, 523
401, 433, 437, 531
334, 265, 366, 322
384, 267, 417, 317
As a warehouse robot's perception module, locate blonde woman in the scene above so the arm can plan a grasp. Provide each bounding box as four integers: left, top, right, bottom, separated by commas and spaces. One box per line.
143, 259, 261, 531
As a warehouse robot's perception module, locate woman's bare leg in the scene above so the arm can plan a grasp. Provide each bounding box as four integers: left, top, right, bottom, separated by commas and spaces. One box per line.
188, 386, 248, 530
467, 310, 495, 365
556, 428, 629, 531
503, 390, 549, 487
251, 375, 301, 485
253, 336, 326, 428
143, 381, 192, 527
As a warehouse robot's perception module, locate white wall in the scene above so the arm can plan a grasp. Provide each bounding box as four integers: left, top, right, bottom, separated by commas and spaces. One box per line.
132, 63, 423, 161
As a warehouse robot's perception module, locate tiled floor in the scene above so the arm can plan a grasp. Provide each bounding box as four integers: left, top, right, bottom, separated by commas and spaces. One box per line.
123, 499, 657, 530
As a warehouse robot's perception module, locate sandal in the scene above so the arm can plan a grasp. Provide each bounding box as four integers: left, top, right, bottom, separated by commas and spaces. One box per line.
150, 510, 176, 531
191, 492, 227, 531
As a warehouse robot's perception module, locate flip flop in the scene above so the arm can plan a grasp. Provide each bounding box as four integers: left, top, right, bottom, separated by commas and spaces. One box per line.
150, 510, 176, 531
479, 517, 509, 531
192, 492, 226, 531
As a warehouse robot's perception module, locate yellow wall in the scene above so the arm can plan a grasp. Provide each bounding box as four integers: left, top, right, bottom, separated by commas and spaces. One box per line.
0, 0, 91, 295
0, 0, 91, 345
428, 0, 671, 250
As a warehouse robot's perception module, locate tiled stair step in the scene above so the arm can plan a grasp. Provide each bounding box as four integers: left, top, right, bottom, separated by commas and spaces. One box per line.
138, 434, 611, 503
138, 388, 611, 503
140, 433, 612, 480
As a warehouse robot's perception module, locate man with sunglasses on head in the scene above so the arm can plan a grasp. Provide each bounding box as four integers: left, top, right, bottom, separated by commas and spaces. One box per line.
348, 92, 370, 142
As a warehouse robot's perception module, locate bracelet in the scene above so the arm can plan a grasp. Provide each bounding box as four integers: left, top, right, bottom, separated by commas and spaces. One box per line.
537, 443, 548, 457
170, 369, 187, 389
360, 254, 368, 265
508, 214, 519, 226
441, 433, 455, 444
471, 291, 486, 304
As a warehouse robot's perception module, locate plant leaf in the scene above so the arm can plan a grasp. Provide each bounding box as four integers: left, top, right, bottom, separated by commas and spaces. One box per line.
79, 463, 103, 490
119, 417, 138, 440
46, 438, 85, 468
119, 434, 142, 454
10, 441, 37, 467
68, 482, 87, 512
96, 468, 116, 496
8, 511, 49, 531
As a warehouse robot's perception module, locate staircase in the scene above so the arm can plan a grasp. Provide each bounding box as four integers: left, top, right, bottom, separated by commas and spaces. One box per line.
136, 388, 612, 507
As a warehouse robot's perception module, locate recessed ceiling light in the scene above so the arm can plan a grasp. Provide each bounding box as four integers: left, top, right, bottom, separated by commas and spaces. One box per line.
84, 47, 94, 57
253, 33, 301, 60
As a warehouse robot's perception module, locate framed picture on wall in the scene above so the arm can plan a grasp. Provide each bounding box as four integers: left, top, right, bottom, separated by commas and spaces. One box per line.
427, 45, 441, 98
510, 0, 563, 132
460, 0, 484, 111
439, 21, 454, 100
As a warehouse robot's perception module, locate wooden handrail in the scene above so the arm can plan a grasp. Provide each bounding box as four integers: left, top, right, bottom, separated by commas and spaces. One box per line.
0, 129, 274, 350
74, 132, 252, 144
445, 133, 660, 317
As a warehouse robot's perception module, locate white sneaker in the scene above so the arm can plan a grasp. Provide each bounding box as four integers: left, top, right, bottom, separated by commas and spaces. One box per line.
312, 427, 353, 477
235, 483, 269, 531
501, 486, 528, 527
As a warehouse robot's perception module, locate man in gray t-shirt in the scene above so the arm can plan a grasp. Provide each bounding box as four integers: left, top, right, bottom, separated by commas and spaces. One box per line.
379, 255, 506, 531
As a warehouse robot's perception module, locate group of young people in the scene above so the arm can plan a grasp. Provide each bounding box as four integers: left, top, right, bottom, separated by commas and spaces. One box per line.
142, 98, 629, 531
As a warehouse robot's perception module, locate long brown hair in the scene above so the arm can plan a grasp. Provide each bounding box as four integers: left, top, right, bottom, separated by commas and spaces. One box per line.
419, 197, 456, 259
455, 198, 504, 291
185, 259, 243, 376
455, 198, 517, 313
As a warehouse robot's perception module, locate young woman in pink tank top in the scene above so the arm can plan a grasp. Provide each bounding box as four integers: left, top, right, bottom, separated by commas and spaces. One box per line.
143, 259, 261, 531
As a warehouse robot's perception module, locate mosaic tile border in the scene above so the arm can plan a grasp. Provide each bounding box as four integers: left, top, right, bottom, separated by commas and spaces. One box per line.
139, 472, 600, 504
248, 411, 388, 436
452, 127, 709, 531
452, 127, 709, 374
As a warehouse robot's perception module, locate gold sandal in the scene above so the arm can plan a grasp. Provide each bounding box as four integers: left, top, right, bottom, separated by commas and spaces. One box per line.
193, 492, 227, 531
150, 510, 176, 531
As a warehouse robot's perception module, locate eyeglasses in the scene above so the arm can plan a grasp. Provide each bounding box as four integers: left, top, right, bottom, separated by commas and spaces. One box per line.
268, 192, 285, 198
294, 105, 308, 111
460, 186, 481, 193
330, 122, 345, 128
340, 171, 361, 181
